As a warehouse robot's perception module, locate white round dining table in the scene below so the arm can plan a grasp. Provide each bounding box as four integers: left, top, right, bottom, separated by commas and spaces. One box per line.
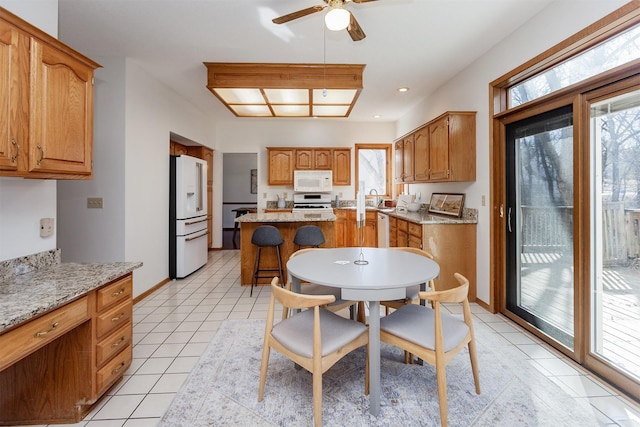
286, 247, 440, 417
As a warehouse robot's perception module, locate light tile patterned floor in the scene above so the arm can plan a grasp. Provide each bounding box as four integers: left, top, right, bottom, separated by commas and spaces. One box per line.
34, 250, 640, 426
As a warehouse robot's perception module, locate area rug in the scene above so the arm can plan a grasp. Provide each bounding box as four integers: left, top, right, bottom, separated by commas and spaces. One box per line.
160, 319, 601, 426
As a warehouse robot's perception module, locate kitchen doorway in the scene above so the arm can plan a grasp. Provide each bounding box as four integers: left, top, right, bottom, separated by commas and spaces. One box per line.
222, 153, 257, 249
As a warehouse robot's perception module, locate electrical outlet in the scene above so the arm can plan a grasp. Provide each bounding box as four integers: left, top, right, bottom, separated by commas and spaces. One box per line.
263, 192, 267, 199
87, 197, 103, 208
339, 192, 343, 198
40, 218, 54, 238
283, 192, 288, 199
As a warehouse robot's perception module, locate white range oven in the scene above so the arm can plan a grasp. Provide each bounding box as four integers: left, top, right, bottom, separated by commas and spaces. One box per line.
292, 193, 333, 213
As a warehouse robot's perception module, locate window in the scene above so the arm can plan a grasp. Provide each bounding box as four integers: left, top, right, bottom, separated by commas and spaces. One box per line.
509, 24, 640, 108
355, 144, 392, 200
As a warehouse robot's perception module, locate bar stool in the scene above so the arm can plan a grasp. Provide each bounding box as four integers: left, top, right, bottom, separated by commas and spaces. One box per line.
293, 225, 325, 249
251, 225, 284, 297
232, 207, 257, 249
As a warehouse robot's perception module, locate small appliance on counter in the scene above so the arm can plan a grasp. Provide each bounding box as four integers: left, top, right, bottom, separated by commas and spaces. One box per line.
395, 194, 415, 213
169, 154, 208, 279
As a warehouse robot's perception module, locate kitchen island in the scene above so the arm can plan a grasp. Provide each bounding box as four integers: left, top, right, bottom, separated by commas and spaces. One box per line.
236, 211, 336, 286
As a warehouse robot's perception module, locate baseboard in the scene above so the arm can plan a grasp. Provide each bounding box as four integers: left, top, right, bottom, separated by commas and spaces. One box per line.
133, 278, 170, 304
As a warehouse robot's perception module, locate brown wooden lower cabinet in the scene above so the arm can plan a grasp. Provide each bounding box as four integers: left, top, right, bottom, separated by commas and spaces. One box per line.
0, 273, 134, 425
334, 209, 377, 248
389, 217, 477, 301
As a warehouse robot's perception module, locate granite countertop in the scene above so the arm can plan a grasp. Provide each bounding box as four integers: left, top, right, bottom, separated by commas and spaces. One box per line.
0, 261, 142, 332
336, 206, 478, 224
235, 212, 337, 223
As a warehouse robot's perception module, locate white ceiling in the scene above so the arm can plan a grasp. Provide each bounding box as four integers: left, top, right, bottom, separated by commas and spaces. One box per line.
57, 0, 554, 122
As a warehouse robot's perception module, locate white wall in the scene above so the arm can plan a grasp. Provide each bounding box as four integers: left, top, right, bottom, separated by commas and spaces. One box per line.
57, 56, 126, 263
396, 0, 628, 304
123, 60, 215, 298
0, 0, 58, 261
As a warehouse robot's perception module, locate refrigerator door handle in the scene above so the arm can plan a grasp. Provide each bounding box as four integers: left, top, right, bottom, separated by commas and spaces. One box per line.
185, 218, 208, 226
185, 232, 208, 242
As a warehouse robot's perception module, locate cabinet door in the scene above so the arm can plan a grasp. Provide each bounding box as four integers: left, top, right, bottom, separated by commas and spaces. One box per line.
268, 149, 294, 185
332, 149, 351, 185
394, 139, 404, 182
402, 135, 414, 182
428, 115, 450, 181
29, 40, 94, 175
314, 149, 332, 169
334, 209, 349, 247
413, 126, 429, 181
295, 149, 313, 169
364, 211, 378, 247
0, 21, 28, 172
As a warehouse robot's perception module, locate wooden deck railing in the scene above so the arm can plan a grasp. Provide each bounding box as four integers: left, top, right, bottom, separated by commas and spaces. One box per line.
521, 204, 640, 266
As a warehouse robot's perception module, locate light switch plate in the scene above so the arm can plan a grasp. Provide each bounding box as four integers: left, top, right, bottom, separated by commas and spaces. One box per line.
40, 218, 54, 238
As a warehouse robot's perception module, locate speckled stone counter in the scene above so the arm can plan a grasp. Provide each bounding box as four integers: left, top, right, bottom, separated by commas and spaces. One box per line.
0, 250, 142, 332
386, 208, 477, 224
236, 211, 336, 223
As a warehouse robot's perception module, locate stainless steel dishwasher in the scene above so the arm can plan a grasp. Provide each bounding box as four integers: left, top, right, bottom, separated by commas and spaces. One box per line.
377, 212, 389, 247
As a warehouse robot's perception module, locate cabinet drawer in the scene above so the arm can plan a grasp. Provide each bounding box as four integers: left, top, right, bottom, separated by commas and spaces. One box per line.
0, 296, 89, 371
97, 274, 132, 311
408, 222, 422, 237
96, 344, 131, 394
96, 299, 132, 339
96, 321, 132, 367
397, 219, 408, 232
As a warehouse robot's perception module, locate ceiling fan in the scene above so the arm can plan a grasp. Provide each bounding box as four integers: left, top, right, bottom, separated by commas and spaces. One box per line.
272, 0, 377, 41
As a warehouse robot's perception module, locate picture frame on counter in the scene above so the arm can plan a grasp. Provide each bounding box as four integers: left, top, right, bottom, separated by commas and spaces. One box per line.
428, 193, 465, 217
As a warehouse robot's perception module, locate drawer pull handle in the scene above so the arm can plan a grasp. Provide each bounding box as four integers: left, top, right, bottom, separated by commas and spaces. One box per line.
111, 313, 125, 322
111, 336, 126, 348
111, 287, 125, 297
111, 361, 126, 375
35, 322, 59, 337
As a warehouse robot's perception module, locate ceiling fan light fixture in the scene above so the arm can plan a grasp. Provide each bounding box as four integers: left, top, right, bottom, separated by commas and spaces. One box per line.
325, 8, 350, 31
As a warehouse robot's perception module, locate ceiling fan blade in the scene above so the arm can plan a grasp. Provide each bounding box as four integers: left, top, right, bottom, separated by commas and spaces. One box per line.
272, 5, 325, 24
347, 13, 366, 41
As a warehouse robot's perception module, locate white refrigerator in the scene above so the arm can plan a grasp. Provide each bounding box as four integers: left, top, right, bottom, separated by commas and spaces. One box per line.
169, 154, 208, 279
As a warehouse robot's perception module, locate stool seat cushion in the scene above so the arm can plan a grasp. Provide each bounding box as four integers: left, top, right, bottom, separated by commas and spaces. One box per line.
251, 225, 284, 246
293, 225, 325, 247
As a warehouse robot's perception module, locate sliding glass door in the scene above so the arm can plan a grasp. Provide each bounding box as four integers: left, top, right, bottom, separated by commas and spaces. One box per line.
589, 87, 640, 382
505, 105, 575, 349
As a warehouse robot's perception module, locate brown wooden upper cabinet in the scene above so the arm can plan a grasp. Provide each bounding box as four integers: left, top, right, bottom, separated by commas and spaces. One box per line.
267, 147, 351, 186
295, 149, 332, 170
395, 111, 476, 183
0, 8, 100, 179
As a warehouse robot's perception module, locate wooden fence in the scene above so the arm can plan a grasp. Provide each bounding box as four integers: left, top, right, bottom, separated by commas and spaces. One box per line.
521, 203, 640, 266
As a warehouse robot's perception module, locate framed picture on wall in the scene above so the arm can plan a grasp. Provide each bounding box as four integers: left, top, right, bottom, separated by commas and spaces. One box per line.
250, 169, 257, 194
427, 193, 465, 217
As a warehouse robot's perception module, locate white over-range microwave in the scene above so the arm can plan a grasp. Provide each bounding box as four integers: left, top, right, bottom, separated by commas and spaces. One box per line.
294, 170, 333, 193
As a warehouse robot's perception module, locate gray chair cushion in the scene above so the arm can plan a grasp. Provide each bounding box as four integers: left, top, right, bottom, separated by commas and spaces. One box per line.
272, 309, 367, 358
380, 303, 469, 352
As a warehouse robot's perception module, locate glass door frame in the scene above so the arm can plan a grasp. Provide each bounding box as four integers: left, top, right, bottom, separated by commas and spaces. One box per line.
580, 75, 640, 393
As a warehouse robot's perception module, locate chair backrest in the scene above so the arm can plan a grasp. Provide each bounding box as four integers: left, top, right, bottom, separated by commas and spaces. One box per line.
389, 246, 434, 260
418, 273, 469, 303
293, 225, 326, 247
269, 277, 335, 310
251, 225, 284, 246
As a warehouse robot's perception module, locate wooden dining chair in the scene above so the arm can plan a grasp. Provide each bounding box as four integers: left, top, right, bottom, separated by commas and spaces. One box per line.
259, 277, 369, 427
379, 272, 480, 427
283, 248, 364, 322
380, 247, 436, 314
